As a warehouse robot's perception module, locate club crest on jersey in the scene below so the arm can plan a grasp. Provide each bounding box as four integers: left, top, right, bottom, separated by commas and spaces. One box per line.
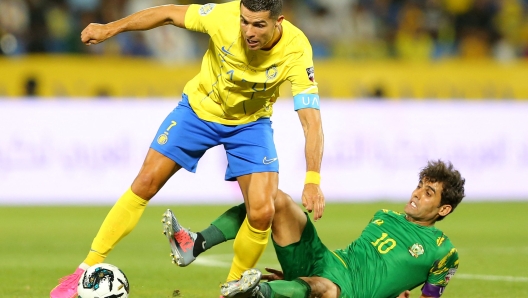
199, 3, 215, 16
157, 132, 169, 145
306, 66, 315, 82
266, 65, 278, 80
408, 243, 424, 258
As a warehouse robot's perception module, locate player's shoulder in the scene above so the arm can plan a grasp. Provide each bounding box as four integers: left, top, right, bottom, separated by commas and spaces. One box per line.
435, 232, 456, 250
282, 20, 312, 48
190, 1, 239, 18
219, 0, 241, 11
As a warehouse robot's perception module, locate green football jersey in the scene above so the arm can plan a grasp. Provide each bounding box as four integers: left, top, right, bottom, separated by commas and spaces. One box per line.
334, 209, 458, 298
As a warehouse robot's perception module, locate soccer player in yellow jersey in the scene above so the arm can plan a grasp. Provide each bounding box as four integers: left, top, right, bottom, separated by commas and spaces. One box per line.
51, 1, 325, 297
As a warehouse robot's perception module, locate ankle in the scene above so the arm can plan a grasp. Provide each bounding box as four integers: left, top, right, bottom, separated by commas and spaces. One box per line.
193, 233, 206, 257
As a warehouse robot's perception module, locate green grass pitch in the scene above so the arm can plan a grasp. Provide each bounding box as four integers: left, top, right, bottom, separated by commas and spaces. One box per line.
1, 201, 527, 297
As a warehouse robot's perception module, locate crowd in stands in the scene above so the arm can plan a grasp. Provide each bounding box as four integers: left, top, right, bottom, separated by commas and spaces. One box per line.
1, 0, 528, 62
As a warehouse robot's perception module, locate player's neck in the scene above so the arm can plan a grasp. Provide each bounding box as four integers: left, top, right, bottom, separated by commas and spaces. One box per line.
262, 24, 282, 51
405, 214, 435, 227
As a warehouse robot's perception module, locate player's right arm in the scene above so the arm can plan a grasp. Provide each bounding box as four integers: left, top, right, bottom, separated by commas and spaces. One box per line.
81, 5, 189, 45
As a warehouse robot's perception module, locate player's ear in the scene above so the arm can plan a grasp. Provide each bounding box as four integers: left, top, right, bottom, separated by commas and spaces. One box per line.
438, 205, 452, 217
275, 15, 284, 25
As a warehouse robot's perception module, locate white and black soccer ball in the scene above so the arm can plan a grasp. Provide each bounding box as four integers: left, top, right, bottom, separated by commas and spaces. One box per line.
77, 263, 130, 298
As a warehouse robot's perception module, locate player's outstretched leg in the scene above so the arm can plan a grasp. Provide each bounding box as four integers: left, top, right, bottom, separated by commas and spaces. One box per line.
50, 267, 85, 298
220, 268, 263, 298
162, 209, 197, 266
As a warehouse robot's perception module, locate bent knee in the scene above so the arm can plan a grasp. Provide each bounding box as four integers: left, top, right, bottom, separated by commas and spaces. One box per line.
247, 203, 275, 229
274, 189, 292, 210
131, 172, 163, 199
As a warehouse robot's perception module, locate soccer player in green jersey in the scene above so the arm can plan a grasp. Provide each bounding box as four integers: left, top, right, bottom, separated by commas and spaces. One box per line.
51, 1, 324, 297
167, 160, 464, 298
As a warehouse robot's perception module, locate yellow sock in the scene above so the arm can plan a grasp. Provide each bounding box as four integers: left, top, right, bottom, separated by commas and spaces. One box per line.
227, 217, 270, 281
83, 188, 148, 266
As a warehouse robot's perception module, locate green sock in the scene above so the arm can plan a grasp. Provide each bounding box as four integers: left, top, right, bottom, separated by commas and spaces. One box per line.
266, 279, 310, 298
193, 203, 247, 256
200, 225, 225, 250
258, 282, 272, 297
211, 203, 247, 240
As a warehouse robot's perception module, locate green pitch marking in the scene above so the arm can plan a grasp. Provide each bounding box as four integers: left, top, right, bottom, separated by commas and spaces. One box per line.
456, 274, 528, 282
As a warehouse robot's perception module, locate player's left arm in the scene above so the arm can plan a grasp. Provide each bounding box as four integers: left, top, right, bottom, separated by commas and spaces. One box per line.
297, 105, 325, 220
421, 248, 459, 298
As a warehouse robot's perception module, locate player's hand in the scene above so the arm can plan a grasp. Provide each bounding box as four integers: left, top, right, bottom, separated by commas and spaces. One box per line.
81, 23, 112, 45
301, 183, 325, 221
397, 290, 411, 298
261, 267, 284, 281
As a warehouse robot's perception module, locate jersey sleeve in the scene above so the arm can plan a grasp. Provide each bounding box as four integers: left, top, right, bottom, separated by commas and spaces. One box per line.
288, 38, 320, 110
184, 2, 234, 35
422, 248, 459, 297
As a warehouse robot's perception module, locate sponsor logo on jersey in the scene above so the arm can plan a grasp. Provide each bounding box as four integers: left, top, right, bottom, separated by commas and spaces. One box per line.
408, 243, 424, 258
266, 65, 278, 80
199, 3, 215, 16
221, 46, 234, 56
306, 66, 315, 82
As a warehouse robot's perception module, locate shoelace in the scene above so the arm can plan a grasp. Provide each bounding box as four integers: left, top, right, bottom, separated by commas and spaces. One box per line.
174, 230, 194, 252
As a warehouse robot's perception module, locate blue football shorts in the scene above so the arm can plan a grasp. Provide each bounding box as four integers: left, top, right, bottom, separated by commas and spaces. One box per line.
150, 94, 279, 181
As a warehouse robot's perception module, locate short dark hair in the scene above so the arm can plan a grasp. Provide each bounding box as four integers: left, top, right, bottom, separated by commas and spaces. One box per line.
419, 160, 465, 221
241, 0, 283, 19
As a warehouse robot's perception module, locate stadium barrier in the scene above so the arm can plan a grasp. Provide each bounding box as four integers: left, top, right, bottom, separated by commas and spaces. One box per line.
1, 55, 528, 99
1, 99, 527, 205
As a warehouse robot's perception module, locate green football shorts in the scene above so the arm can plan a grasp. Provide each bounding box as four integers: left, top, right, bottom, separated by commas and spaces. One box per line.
272, 213, 352, 296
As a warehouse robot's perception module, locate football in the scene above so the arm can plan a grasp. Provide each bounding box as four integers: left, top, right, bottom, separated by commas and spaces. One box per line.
77, 263, 130, 298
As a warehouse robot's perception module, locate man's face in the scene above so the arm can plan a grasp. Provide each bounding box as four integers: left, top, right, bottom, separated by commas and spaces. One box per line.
240, 4, 283, 50
405, 178, 449, 225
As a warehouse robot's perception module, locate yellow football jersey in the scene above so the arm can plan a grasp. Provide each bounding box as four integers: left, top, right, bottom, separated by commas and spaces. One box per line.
183, 1, 319, 125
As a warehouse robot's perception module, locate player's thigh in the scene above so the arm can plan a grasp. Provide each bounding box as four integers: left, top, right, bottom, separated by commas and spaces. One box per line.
237, 172, 278, 208
150, 96, 220, 173
222, 118, 278, 181
236, 171, 278, 229
271, 190, 307, 246
273, 215, 327, 280
131, 148, 182, 198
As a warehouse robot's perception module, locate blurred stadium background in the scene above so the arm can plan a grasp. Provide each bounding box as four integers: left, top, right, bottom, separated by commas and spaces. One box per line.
1, 0, 528, 203
1, 0, 528, 297
2, 0, 528, 98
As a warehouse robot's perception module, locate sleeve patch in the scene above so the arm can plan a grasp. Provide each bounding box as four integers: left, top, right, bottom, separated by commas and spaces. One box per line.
293, 93, 320, 110
445, 268, 457, 284
306, 66, 315, 82
199, 3, 216, 16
